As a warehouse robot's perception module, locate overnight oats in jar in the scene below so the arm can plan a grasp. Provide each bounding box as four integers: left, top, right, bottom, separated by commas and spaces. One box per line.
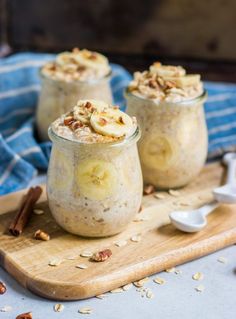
36, 48, 112, 141
47, 99, 143, 237
125, 62, 208, 189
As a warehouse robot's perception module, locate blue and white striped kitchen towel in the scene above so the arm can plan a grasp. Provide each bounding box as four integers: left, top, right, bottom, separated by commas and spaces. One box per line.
0, 52, 236, 195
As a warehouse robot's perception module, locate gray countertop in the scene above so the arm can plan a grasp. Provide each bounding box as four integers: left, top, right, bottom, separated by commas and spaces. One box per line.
1, 246, 235, 319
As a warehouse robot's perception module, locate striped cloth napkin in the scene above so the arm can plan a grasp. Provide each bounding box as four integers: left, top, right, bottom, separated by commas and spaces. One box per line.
0, 53, 236, 195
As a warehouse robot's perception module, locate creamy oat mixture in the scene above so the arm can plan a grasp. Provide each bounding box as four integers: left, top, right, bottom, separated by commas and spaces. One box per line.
41, 48, 111, 82
128, 62, 203, 103
47, 100, 142, 237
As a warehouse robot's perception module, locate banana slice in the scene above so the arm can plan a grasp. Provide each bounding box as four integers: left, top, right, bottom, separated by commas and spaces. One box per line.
74, 49, 109, 70
164, 74, 200, 88
76, 159, 118, 200
140, 135, 176, 171
90, 108, 135, 138
150, 62, 186, 78
73, 100, 109, 124
56, 52, 76, 66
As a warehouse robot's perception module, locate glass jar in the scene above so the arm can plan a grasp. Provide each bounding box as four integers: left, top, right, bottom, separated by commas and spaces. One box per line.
36, 71, 113, 141
47, 126, 143, 237
125, 90, 208, 189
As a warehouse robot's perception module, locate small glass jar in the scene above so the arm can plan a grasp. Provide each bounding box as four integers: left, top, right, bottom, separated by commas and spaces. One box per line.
36, 71, 113, 141
125, 90, 208, 189
47, 126, 143, 237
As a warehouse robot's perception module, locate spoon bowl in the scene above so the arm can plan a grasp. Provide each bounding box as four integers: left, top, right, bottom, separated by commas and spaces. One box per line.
169, 210, 207, 233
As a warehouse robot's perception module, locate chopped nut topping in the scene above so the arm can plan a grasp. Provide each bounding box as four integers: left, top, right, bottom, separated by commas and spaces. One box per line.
98, 117, 107, 126
78, 307, 92, 314
64, 116, 74, 126
192, 272, 204, 281
0, 281, 6, 294
143, 184, 155, 195
54, 304, 64, 312
34, 229, 50, 241
91, 249, 112, 262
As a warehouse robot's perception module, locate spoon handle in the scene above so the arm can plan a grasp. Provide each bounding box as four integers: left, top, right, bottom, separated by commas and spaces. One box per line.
226, 157, 236, 185
199, 201, 219, 217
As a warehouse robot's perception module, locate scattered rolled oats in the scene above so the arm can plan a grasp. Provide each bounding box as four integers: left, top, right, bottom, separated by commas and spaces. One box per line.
146, 289, 154, 299
153, 277, 166, 285
154, 193, 166, 199
67, 255, 78, 260
175, 269, 182, 275
33, 209, 44, 215
192, 272, 204, 281
122, 283, 133, 291
169, 189, 181, 197
130, 235, 141, 242
91, 249, 112, 262
165, 267, 176, 273
76, 264, 88, 269
133, 277, 149, 287
114, 240, 127, 247
80, 251, 93, 258
78, 307, 92, 314
54, 304, 64, 312
110, 287, 124, 293
217, 256, 227, 264
0, 306, 12, 312
195, 284, 205, 292
48, 258, 62, 266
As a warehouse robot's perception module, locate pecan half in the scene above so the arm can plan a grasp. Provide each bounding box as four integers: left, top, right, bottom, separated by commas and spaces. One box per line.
91, 249, 112, 262
16, 312, 32, 319
0, 281, 6, 294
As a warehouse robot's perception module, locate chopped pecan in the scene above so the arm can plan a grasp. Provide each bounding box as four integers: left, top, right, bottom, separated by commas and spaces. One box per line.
16, 312, 32, 319
0, 281, 6, 294
98, 117, 107, 126
64, 116, 74, 126
143, 184, 155, 195
84, 101, 92, 109
91, 249, 112, 262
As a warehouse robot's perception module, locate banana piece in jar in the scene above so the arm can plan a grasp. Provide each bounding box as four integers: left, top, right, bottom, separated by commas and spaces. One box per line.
56, 52, 77, 66
164, 74, 201, 88
76, 159, 118, 200
90, 108, 135, 138
140, 135, 177, 171
73, 100, 109, 124
74, 49, 109, 71
150, 62, 186, 78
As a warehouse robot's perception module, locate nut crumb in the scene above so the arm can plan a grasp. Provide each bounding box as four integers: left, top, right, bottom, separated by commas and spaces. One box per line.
91, 249, 112, 262
144, 184, 155, 195
54, 304, 64, 312
78, 307, 92, 314
153, 277, 166, 285
192, 272, 204, 281
34, 229, 50, 241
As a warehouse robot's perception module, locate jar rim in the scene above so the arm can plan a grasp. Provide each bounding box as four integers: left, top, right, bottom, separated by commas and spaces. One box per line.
124, 88, 207, 106
39, 65, 112, 84
48, 125, 141, 148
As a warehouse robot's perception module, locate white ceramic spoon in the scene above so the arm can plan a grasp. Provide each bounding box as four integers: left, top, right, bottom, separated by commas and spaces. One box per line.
169, 152, 236, 233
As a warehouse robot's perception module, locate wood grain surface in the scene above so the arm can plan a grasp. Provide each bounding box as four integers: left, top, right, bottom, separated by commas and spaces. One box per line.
0, 162, 236, 300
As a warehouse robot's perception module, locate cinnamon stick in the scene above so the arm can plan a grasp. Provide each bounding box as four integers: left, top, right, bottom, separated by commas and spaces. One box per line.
9, 186, 42, 236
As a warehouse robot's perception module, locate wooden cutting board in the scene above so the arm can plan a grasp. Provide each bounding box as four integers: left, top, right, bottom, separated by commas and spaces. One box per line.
0, 162, 236, 300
